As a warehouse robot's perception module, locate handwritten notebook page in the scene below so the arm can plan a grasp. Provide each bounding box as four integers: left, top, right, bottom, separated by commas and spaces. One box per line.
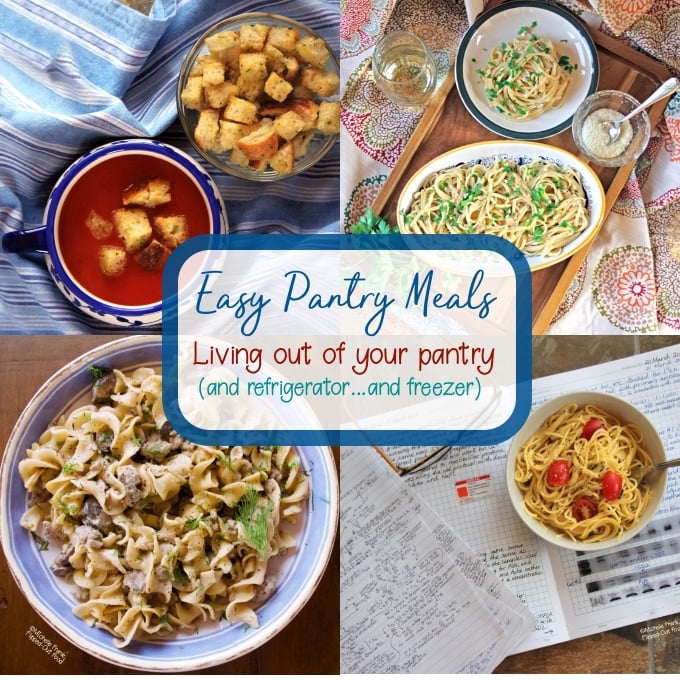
409, 478, 537, 671
340, 446, 535, 673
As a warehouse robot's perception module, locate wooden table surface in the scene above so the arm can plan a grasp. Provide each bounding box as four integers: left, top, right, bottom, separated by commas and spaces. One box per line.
0, 335, 339, 675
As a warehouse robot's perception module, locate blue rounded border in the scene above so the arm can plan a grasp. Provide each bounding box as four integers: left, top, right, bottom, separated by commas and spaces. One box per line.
162, 233, 532, 447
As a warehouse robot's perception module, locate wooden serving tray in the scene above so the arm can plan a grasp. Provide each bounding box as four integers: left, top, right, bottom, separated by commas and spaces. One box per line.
371, 0, 672, 334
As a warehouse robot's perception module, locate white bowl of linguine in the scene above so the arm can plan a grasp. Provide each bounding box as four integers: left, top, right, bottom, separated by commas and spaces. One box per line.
396, 140, 606, 271
455, 1, 599, 140
506, 391, 667, 551
0, 336, 338, 671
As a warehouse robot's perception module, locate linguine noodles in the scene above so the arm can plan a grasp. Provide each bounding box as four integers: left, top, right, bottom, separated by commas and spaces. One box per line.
476, 23, 576, 120
401, 157, 589, 258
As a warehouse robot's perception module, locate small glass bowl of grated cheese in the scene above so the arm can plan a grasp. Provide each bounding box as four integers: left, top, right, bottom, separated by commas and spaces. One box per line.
571, 90, 651, 167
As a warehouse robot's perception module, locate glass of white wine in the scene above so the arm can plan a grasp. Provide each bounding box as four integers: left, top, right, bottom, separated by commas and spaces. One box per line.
372, 31, 437, 111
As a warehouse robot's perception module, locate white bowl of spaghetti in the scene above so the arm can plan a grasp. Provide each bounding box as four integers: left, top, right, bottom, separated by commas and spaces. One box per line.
506, 391, 667, 551
396, 140, 606, 271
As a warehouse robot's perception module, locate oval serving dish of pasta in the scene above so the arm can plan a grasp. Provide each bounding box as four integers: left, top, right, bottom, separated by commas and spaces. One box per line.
506, 392, 667, 551
396, 140, 606, 271
0, 337, 338, 671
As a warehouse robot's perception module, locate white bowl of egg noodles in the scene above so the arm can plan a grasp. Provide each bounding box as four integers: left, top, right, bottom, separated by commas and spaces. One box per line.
396, 140, 606, 272
0, 336, 338, 671
506, 391, 667, 551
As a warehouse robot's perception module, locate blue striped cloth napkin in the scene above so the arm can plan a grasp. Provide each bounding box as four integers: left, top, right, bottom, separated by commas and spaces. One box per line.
0, 0, 340, 333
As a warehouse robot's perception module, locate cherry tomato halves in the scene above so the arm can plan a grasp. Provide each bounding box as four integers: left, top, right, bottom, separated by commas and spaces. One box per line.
602, 470, 623, 501
546, 459, 570, 487
572, 497, 598, 521
582, 418, 606, 440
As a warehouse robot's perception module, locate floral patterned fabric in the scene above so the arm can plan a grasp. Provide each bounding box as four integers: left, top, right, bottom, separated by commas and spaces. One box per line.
340, 0, 680, 334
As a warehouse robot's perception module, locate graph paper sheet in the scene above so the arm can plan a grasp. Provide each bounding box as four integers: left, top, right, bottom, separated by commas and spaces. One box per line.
341, 343, 680, 670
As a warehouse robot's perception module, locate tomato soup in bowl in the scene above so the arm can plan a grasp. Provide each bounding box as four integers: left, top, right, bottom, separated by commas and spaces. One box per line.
2, 139, 227, 327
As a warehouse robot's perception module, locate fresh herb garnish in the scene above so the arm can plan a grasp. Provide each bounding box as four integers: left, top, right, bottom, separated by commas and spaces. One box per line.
235, 485, 273, 560
349, 206, 398, 234
31, 532, 49, 551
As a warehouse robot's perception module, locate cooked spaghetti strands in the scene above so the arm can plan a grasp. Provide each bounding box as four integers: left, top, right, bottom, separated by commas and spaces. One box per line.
476, 23, 576, 120
401, 158, 589, 258
514, 403, 653, 543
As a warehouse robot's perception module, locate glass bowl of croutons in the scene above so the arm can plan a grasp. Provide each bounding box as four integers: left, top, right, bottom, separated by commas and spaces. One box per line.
177, 13, 340, 181
2, 138, 228, 327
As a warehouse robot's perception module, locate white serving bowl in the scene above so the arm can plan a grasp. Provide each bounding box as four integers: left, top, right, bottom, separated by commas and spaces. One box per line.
0, 336, 338, 671
506, 391, 667, 551
455, 0, 599, 140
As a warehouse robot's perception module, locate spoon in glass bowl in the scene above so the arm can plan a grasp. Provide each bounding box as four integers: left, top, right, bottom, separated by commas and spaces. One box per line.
603, 77, 680, 145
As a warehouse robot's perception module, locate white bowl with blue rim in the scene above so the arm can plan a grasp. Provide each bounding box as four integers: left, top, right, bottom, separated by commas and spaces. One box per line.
456, 1, 599, 140
1, 139, 228, 328
0, 336, 339, 671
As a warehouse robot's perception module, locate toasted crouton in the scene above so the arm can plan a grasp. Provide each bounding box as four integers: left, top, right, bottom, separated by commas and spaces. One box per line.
299, 67, 340, 97
268, 141, 295, 175
239, 23, 269, 52
85, 209, 113, 240
205, 30, 241, 67
316, 100, 340, 135
273, 110, 306, 141
197, 55, 225, 86
180, 73, 204, 110
112, 208, 152, 253
249, 157, 269, 172
204, 80, 239, 108
153, 214, 189, 249
134, 239, 171, 272
122, 176, 172, 208
223, 96, 259, 124
230, 146, 251, 167
296, 36, 330, 68
264, 71, 294, 102
236, 52, 268, 101
217, 120, 251, 151
291, 98, 320, 130
99, 245, 127, 277
293, 129, 315, 158
194, 108, 221, 151
236, 125, 279, 161
259, 98, 319, 129
266, 26, 300, 54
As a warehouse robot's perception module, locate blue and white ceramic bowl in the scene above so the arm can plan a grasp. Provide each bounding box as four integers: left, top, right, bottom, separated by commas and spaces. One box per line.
2, 139, 228, 327
0, 336, 338, 671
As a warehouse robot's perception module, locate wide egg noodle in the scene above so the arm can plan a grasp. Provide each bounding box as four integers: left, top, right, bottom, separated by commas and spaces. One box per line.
18, 367, 308, 647
514, 403, 653, 543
